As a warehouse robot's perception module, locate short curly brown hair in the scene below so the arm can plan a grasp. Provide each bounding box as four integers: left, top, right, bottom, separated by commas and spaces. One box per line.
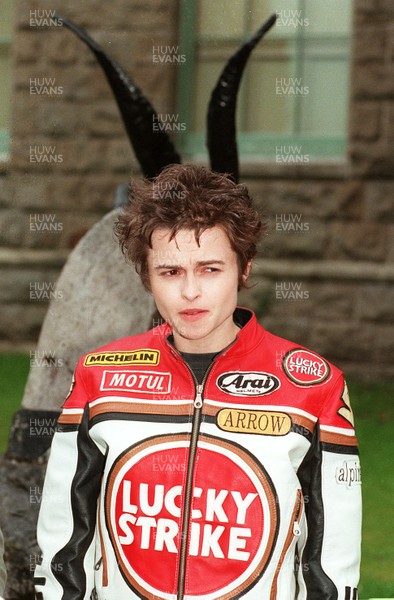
114, 164, 265, 291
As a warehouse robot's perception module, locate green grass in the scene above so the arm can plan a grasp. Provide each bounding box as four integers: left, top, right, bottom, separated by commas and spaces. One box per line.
0, 356, 393, 596
0, 353, 30, 452
348, 379, 394, 599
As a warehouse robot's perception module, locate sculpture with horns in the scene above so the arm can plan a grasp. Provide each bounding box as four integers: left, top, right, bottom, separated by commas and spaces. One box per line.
58, 13, 277, 183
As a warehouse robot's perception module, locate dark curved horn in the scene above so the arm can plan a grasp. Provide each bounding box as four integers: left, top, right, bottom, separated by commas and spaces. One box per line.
207, 14, 277, 182
57, 16, 181, 178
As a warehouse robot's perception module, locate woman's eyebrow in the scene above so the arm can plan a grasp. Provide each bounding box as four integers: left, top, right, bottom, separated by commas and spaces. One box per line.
154, 259, 225, 269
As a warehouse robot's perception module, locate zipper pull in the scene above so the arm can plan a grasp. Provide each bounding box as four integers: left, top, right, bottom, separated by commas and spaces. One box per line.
293, 521, 301, 536
194, 385, 203, 408
94, 557, 103, 570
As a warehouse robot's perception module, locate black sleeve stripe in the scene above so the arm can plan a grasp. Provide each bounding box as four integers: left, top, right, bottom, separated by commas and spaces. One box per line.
56, 423, 79, 433
52, 406, 105, 599
322, 442, 359, 455
90, 412, 192, 428
345, 586, 358, 599
33, 576, 45, 585
297, 424, 338, 599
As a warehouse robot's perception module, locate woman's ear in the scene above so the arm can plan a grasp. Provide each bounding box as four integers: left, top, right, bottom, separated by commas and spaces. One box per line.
242, 260, 253, 282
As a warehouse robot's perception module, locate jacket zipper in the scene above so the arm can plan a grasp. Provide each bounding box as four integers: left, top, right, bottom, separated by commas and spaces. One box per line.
172, 351, 218, 600
166, 336, 239, 600
269, 489, 303, 600
177, 382, 204, 600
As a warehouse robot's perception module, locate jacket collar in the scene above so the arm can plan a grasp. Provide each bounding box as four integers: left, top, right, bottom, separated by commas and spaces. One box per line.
224, 307, 266, 358
157, 307, 265, 359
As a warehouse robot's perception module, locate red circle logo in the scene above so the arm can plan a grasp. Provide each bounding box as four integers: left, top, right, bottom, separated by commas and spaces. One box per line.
105, 434, 278, 599
283, 348, 330, 386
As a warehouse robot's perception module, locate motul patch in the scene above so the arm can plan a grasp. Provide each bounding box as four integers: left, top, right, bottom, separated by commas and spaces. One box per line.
283, 348, 330, 386
100, 370, 171, 394
105, 434, 278, 599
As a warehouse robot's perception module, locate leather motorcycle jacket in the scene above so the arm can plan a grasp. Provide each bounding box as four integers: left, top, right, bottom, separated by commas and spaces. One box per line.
34, 308, 361, 600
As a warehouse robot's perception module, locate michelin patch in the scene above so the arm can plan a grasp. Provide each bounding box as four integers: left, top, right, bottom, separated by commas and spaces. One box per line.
84, 349, 160, 367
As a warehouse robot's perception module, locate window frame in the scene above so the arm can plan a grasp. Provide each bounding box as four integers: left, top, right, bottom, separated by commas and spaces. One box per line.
176, 0, 351, 161
0, 27, 13, 158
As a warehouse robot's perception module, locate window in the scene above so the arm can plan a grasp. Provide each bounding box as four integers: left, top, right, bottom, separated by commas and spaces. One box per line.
0, 0, 14, 158
177, 0, 353, 160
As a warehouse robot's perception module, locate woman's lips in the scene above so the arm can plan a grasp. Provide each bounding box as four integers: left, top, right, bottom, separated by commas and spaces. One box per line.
178, 309, 209, 322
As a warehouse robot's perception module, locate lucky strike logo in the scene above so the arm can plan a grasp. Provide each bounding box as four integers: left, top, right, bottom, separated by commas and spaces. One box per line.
106, 434, 278, 600
283, 348, 330, 386
217, 371, 280, 396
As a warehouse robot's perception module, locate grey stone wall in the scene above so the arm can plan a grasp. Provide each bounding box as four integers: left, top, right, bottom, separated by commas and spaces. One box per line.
0, 0, 393, 382
0, 0, 179, 341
